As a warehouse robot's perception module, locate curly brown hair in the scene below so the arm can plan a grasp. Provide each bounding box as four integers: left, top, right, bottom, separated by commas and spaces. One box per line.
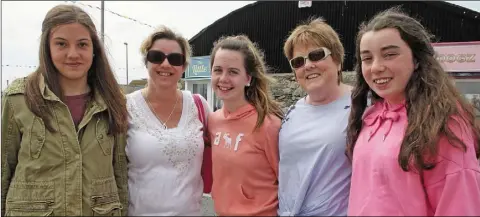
346, 6, 480, 172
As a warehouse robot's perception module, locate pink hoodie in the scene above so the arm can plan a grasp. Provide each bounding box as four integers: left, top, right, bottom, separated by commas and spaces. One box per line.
348, 100, 480, 216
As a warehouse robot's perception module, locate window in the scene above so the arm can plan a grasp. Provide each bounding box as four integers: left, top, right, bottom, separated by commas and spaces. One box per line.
455, 79, 480, 118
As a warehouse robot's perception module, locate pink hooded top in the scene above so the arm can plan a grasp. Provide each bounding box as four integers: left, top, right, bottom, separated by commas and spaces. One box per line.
348, 100, 480, 216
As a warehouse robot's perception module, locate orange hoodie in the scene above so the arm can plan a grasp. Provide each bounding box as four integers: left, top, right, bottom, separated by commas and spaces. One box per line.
208, 103, 280, 216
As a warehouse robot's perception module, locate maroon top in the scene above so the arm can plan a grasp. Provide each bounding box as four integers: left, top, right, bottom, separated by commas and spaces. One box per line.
64, 93, 90, 128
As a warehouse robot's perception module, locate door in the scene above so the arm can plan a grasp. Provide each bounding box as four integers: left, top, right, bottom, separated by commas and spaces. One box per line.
185, 79, 214, 110
213, 92, 222, 111
192, 83, 208, 100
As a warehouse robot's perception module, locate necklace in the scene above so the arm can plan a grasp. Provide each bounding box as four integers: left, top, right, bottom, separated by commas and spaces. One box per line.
142, 89, 179, 129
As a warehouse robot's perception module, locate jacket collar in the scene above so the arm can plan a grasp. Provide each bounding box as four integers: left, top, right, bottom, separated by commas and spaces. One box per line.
38, 73, 107, 112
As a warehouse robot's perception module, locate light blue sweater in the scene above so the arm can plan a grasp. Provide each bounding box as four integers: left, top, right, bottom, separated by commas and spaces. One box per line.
278, 93, 352, 216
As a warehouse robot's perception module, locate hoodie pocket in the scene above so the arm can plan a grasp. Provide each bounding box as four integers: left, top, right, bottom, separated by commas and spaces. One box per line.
240, 185, 255, 200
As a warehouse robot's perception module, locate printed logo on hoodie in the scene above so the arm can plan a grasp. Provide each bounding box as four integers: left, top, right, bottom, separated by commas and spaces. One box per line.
214, 132, 245, 152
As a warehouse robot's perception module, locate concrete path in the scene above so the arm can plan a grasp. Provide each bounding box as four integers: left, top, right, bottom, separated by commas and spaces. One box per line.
201, 194, 216, 216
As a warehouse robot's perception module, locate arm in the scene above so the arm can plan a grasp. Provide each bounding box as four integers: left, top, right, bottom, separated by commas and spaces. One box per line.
426, 170, 480, 216
263, 116, 281, 178
1, 96, 21, 216
113, 133, 128, 216
425, 117, 480, 216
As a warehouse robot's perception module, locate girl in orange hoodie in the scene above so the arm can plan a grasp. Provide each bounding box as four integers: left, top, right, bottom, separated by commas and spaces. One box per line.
207, 35, 284, 216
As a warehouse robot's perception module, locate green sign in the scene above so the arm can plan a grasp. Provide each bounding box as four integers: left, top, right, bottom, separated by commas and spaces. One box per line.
185, 56, 211, 79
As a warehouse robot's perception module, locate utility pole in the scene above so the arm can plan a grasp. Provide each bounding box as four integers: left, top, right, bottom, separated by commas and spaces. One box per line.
101, 1, 104, 42
124, 42, 129, 85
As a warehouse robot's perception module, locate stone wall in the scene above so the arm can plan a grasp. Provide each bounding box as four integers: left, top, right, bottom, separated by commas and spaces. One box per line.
178, 79, 185, 90
268, 71, 357, 109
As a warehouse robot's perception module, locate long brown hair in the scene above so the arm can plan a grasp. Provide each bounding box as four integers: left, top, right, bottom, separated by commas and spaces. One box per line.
24, 4, 128, 134
210, 35, 284, 130
346, 6, 480, 172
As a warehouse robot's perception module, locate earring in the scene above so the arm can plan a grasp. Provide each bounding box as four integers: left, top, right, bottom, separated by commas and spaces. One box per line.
246, 83, 250, 87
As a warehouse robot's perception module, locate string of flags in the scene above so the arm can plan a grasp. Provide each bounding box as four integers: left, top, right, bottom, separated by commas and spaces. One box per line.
68, 1, 155, 29
1, 64, 145, 71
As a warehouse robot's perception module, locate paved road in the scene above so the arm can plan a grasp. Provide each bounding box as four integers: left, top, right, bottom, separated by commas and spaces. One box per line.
201, 194, 216, 216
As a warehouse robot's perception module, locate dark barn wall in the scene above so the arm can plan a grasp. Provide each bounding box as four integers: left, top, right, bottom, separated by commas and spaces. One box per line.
189, 1, 480, 74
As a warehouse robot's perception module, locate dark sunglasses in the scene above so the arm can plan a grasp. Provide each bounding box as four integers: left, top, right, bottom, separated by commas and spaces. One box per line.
146, 50, 185, 66
289, 47, 332, 69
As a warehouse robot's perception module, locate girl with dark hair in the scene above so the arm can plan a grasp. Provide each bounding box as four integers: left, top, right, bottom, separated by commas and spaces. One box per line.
347, 6, 480, 216
2, 4, 128, 216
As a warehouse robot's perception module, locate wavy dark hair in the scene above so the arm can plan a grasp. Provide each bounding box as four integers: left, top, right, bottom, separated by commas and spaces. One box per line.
25, 4, 128, 134
210, 35, 284, 130
346, 6, 480, 172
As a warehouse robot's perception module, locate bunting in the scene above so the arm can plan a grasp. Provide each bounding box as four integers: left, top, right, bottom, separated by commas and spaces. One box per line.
67, 1, 155, 29
1, 64, 144, 71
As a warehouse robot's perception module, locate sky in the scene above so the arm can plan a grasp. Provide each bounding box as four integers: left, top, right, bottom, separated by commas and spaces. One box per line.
1, 1, 479, 90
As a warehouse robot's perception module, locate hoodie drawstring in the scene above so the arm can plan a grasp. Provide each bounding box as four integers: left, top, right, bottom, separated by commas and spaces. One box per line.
365, 101, 403, 142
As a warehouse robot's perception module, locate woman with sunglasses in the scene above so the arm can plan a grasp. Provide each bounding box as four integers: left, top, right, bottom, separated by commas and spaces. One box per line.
347, 7, 480, 216
208, 35, 284, 216
278, 17, 353, 216
125, 26, 211, 215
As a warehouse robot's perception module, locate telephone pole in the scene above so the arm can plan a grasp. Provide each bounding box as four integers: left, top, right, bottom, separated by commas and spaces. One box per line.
101, 1, 104, 42
124, 42, 129, 85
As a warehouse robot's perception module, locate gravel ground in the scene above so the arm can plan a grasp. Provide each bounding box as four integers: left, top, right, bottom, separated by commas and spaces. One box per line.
201, 194, 216, 216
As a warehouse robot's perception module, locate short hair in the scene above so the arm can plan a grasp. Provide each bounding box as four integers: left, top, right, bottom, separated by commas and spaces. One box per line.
284, 16, 345, 83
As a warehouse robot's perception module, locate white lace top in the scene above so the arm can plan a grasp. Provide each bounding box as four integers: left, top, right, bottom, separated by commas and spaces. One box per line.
125, 89, 209, 216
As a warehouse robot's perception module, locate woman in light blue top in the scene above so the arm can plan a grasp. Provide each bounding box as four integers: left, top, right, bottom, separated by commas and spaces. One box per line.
278, 17, 352, 216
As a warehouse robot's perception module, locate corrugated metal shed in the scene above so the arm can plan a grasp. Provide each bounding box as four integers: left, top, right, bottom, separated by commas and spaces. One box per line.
189, 1, 480, 74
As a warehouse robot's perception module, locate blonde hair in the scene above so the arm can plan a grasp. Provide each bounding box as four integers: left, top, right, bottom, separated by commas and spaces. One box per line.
139, 25, 192, 67
283, 17, 345, 83
210, 35, 284, 130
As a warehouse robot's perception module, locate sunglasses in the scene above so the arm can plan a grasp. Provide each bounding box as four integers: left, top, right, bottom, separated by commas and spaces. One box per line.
146, 50, 185, 66
289, 47, 332, 69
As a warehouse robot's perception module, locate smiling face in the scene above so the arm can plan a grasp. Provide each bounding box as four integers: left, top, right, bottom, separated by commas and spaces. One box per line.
49, 22, 93, 84
292, 43, 341, 95
211, 48, 251, 103
146, 39, 185, 88
359, 28, 415, 104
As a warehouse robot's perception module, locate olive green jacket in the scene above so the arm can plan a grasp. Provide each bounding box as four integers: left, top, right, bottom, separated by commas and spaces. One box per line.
1, 77, 128, 216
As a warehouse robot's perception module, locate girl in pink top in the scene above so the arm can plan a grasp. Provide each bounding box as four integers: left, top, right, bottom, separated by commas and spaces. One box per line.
208, 35, 284, 216
346, 7, 480, 216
